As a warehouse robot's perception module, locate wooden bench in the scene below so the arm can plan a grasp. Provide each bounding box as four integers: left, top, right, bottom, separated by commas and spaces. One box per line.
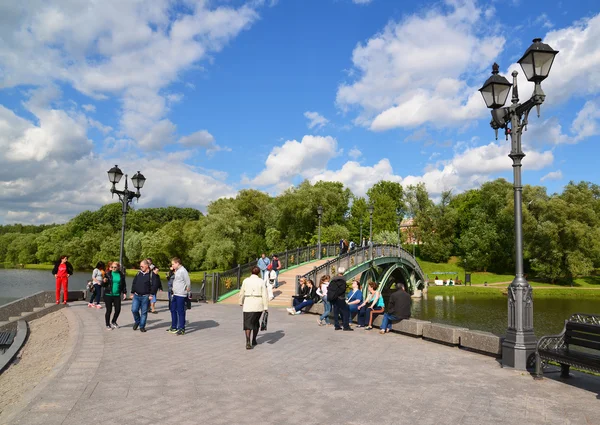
535, 313, 600, 378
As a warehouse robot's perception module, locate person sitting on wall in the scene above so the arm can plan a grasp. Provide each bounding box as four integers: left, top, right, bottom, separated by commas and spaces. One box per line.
357, 281, 384, 330
379, 283, 411, 334
288, 279, 318, 315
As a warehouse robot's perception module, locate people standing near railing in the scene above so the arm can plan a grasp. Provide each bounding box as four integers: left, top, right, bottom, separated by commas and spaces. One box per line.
379, 283, 411, 334
52, 255, 73, 305
347, 280, 363, 321
89, 262, 105, 309
316, 275, 331, 326
327, 267, 353, 331
167, 257, 191, 336
258, 253, 270, 279
239, 266, 268, 350
271, 255, 281, 288
288, 279, 318, 315
102, 262, 127, 330
357, 281, 384, 330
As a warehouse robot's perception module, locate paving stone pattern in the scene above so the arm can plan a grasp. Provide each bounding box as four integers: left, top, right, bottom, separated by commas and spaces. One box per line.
8, 301, 600, 425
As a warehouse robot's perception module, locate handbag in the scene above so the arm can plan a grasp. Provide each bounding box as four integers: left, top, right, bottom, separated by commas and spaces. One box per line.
260, 311, 269, 331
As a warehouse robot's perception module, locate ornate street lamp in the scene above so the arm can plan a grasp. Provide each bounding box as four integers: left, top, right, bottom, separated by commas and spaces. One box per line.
479, 38, 558, 370
359, 217, 363, 248
368, 205, 374, 258
396, 209, 402, 250
317, 205, 323, 259
107, 165, 146, 268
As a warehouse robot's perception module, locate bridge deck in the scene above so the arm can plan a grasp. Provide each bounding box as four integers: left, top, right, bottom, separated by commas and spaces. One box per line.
2, 302, 599, 424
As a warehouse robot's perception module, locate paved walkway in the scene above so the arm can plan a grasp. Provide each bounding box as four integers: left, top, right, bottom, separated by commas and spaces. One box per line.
6, 301, 600, 425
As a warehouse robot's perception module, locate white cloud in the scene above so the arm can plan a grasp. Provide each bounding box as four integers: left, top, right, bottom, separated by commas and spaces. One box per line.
248, 135, 340, 188
311, 159, 401, 197
88, 118, 113, 135
348, 148, 362, 159
82, 104, 96, 113
0, 1, 261, 149
337, 0, 505, 130
353, 0, 373, 4
178, 130, 228, 154
541, 170, 563, 182
304, 111, 329, 130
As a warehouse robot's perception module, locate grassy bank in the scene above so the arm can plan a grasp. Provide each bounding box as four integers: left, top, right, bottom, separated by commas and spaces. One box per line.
417, 257, 514, 285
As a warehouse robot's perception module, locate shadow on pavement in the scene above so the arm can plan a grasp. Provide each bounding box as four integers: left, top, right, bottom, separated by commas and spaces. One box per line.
146, 319, 220, 333
257, 330, 285, 345
530, 367, 600, 399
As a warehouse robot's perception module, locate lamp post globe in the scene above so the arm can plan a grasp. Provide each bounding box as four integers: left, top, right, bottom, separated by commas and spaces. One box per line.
107, 165, 123, 185
479, 63, 512, 110
517, 38, 559, 83
131, 171, 146, 191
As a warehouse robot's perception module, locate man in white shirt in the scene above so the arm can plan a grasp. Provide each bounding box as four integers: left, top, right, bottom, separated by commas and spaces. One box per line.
167, 257, 191, 336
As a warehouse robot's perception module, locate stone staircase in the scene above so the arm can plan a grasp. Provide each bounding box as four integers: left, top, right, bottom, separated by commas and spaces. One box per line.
220, 259, 331, 308
0, 302, 65, 331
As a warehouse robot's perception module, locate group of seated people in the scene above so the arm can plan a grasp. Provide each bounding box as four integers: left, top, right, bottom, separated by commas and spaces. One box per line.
288, 274, 410, 334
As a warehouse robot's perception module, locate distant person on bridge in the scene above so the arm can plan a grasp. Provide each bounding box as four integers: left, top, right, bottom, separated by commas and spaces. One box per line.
380, 283, 411, 334
257, 253, 270, 279
264, 265, 276, 301
52, 255, 73, 305
327, 267, 352, 331
357, 281, 384, 330
346, 280, 363, 320
271, 255, 281, 288
239, 266, 269, 350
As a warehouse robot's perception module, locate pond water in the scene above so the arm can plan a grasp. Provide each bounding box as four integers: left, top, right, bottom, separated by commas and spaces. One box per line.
412, 292, 600, 337
0, 269, 205, 306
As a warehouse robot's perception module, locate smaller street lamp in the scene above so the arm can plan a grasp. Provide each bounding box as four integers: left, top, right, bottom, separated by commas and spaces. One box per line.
396, 209, 402, 250
107, 165, 146, 268
317, 205, 323, 259
359, 218, 363, 248
368, 205, 374, 258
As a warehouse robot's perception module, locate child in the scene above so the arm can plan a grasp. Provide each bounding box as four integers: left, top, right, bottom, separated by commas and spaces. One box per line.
264, 264, 276, 301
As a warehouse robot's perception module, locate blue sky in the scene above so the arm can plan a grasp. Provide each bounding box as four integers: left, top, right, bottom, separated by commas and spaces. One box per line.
0, 0, 599, 223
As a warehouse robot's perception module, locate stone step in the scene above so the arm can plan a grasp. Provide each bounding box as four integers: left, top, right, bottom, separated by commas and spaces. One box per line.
8, 316, 21, 322
0, 321, 9, 328
32, 306, 46, 312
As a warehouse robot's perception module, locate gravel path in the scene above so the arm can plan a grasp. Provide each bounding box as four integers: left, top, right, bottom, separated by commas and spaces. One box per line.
0, 311, 70, 422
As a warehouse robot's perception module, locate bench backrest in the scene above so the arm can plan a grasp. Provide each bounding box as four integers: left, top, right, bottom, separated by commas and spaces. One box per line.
565, 322, 600, 351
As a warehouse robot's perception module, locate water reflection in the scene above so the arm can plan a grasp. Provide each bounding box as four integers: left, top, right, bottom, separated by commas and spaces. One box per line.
412, 293, 600, 337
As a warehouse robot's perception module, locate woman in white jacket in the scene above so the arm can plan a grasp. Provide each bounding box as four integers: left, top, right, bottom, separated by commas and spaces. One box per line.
239, 266, 269, 349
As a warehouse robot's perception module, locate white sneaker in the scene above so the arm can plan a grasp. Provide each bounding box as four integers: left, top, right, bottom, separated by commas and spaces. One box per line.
286, 308, 294, 315
295, 310, 302, 315
96, 304, 103, 309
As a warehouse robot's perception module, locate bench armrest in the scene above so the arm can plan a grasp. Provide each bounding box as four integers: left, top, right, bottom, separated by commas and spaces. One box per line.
536, 332, 566, 352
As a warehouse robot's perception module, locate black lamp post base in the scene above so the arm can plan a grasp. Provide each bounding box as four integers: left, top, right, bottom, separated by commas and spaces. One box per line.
502, 329, 537, 370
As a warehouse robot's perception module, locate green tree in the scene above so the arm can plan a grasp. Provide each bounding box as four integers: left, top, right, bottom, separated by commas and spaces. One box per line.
367, 181, 405, 233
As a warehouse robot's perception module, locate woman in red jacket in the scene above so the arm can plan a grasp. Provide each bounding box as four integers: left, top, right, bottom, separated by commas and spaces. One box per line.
52, 255, 73, 304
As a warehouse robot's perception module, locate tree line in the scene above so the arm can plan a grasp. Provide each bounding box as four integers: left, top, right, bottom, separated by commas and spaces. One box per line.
1, 179, 598, 282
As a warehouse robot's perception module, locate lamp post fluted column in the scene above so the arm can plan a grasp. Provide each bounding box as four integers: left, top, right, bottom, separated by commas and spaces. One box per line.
368, 205, 374, 259
359, 218, 363, 247
317, 205, 323, 260
479, 38, 558, 370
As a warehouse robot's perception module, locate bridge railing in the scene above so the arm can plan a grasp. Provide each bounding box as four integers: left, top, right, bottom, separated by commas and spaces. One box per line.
205, 243, 341, 302
296, 244, 426, 295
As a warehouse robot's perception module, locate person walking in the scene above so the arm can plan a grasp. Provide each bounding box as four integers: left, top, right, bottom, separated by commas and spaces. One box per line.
257, 253, 270, 279
271, 255, 281, 288
264, 265, 276, 301
102, 262, 127, 330
131, 260, 161, 332
379, 283, 412, 334
166, 257, 191, 336
327, 267, 352, 331
52, 255, 73, 305
89, 261, 105, 309
239, 266, 268, 350
316, 275, 331, 326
